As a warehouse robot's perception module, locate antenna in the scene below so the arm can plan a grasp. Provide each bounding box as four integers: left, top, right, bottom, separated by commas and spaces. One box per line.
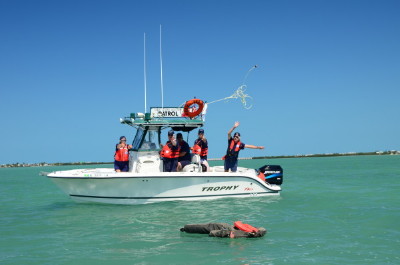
143, 32, 147, 113
160, 24, 164, 108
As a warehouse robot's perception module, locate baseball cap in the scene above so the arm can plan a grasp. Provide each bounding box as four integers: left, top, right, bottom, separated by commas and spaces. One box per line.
120, 136, 126, 140
198, 129, 204, 134
168, 130, 175, 136
234, 132, 241, 137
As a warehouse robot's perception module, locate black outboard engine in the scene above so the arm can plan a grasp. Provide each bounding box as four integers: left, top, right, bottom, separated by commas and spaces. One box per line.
258, 165, 283, 185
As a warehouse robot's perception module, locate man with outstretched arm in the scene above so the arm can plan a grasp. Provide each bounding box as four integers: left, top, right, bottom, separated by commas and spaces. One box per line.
224, 121, 264, 172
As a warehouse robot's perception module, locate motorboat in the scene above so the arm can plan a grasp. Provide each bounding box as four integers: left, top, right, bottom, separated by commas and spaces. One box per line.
47, 100, 283, 204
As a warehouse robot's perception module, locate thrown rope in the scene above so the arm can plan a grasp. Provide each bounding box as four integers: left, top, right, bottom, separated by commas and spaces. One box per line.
207, 65, 258, 109
207, 85, 253, 109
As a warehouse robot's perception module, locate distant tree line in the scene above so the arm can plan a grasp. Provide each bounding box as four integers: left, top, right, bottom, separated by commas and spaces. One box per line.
1, 162, 112, 168
1, 151, 398, 168
252, 150, 398, 160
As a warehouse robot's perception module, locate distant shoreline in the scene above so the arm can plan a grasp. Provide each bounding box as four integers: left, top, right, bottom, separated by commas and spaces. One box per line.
234, 150, 399, 161
1, 151, 398, 168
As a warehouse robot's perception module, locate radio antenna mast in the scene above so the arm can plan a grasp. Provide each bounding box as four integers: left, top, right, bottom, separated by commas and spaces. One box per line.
143, 32, 147, 113
160, 24, 164, 108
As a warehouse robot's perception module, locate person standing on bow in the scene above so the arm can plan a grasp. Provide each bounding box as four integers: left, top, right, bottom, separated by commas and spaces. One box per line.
176, 133, 191, 171
192, 128, 210, 172
114, 136, 132, 172
224, 121, 264, 172
161, 130, 180, 172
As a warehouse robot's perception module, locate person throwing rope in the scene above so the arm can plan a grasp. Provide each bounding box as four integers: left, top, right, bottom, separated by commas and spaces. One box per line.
224, 121, 264, 172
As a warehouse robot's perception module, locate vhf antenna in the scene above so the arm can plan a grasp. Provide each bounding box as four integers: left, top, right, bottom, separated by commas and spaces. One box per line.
160, 24, 164, 109
143, 32, 147, 113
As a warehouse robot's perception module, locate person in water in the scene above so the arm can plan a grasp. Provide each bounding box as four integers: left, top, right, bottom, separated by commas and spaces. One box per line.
160, 130, 180, 172
193, 128, 210, 172
114, 136, 132, 172
176, 133, 191, 171
224, 121, 264, 172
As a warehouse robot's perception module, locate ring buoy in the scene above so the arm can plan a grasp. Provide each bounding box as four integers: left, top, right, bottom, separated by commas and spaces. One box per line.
183, 99, 204, 118
234, 221, 259, 233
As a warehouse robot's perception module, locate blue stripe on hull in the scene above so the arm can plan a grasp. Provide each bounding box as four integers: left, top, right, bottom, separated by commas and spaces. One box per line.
70, 191, 279, 200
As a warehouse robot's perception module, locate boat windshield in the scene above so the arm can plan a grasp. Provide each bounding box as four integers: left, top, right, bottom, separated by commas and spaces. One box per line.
131, 127, 160, 151
131, 127, 145, 150
139, 130, 160, 151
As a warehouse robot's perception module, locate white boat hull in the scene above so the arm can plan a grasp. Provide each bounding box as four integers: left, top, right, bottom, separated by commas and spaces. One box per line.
48, 167, 281, 204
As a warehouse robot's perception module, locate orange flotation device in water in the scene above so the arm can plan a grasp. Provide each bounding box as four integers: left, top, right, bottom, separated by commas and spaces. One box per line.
234, 221, 259, 233
183, 98, 204, 118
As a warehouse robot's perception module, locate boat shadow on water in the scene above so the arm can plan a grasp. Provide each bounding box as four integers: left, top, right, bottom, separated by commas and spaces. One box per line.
41, 195, 282, 231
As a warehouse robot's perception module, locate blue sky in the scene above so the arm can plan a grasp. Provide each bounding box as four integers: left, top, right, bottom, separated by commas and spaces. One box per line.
0, 0, 399, 164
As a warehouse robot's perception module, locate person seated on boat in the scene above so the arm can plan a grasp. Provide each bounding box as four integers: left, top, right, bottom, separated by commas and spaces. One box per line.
192, 128, 210, 172
114, 136, 132, 172
160, 130, 180, 172
224, 121, 264, 172
176, 133, 191, 171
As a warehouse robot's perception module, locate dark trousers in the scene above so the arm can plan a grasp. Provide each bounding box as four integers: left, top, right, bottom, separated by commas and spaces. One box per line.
224, 156, 238, 172
163, 158, 178, 172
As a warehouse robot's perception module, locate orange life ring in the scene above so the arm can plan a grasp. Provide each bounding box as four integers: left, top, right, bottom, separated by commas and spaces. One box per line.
183, 99, 204, 118
234, 221, 259, 233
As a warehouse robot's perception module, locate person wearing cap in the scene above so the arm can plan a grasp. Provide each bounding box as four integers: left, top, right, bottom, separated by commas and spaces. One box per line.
160, 130, 180, 172
224, 121, 264, 172
176, 133, 191, 171
193, 128, 210, 172
114, 136, 132, 172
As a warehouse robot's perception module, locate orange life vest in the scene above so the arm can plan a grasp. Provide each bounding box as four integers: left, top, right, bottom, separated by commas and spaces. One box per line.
226, 139, 242, 158
200, 146, 208, 157
114, 144, 130, 161
234, 221, 259, 233
161, 142, 180, 159
193, 139, 208, 157
192, 144, 202, 155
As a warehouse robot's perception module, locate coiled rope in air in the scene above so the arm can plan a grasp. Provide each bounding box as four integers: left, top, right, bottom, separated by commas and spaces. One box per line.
207, 65, 258, 110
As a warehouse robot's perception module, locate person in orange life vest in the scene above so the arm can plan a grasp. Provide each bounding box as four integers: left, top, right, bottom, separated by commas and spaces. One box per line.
176, 133, 191, 171
114, 136, 132, 172
224, 121, 264, 172
160, 130, 180, 172
193, 128, 210, 172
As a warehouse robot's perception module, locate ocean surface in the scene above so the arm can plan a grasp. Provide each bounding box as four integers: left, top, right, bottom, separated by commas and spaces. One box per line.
1, 155, 399, 265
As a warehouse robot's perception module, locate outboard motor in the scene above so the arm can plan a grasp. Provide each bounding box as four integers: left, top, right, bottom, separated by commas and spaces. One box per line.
258, 165, 283, 185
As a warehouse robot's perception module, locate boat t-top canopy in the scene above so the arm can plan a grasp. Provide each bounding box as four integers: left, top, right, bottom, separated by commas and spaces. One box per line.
120, 106, 205, 151
120, 106, 205, 132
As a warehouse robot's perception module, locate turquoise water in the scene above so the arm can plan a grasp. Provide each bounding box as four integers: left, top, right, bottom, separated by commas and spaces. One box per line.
1, 155, 399, 265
